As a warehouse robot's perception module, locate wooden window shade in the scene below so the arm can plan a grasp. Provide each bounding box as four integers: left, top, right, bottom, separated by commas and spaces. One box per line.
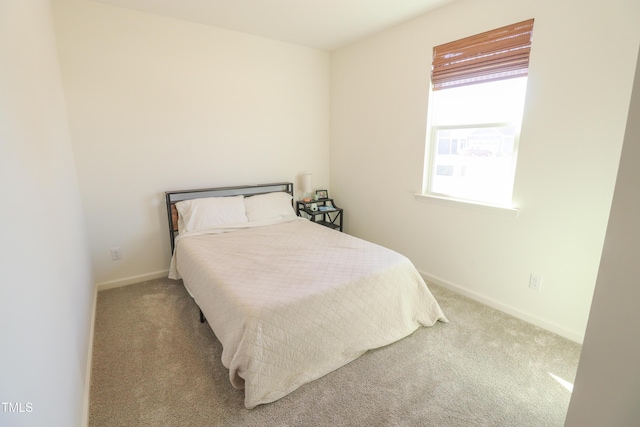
431, 19, 534, 90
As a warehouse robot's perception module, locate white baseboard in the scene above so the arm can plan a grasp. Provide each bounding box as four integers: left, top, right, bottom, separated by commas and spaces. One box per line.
420, 270, 584, 344
96, 270, 170, 291
82, 285, 98, 427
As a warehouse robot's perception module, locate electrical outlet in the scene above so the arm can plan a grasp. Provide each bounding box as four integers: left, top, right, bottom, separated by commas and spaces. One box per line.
110, 247, 122, 261
529, 274, 542, 291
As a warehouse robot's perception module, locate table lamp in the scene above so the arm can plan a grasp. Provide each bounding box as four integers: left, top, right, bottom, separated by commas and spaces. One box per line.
301, 173, 312, 202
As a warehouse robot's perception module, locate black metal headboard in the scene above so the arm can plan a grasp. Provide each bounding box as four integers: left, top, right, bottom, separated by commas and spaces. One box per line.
164, 182, 294, 253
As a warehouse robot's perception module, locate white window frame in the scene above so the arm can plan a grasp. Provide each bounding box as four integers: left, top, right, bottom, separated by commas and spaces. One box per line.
417, 20, 534, 216
418, 117, 522, 216
427, 120, 521, 198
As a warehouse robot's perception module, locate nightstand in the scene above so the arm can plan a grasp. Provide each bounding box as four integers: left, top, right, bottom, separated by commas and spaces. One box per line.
296, 198, 343, 232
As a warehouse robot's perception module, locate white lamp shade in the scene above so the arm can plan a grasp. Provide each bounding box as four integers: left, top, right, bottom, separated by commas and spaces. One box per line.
301, 174, 312, 194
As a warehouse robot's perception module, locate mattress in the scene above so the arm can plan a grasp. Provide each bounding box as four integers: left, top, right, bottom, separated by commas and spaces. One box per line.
169, 218, 447, 408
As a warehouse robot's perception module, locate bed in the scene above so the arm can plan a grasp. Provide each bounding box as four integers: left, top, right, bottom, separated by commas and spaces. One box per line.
165, 182, 447, 409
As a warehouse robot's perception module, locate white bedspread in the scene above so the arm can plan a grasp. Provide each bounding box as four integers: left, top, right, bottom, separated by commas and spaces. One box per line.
169, 218, 447, 408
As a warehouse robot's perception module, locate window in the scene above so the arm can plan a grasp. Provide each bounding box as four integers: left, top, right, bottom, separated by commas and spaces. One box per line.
424, 19, 534, 206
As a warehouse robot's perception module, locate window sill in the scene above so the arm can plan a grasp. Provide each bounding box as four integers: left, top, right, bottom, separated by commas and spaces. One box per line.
414, 194, 520, 217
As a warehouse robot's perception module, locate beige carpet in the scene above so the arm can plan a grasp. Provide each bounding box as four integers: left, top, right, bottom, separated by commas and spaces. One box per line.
89, 278, 581, 426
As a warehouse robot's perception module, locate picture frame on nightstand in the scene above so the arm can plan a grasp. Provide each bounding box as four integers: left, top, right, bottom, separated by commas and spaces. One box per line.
315, 189, 328, 199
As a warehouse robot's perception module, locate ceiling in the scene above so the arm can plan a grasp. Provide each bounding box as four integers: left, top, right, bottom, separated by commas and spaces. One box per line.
91, 0, 455, 50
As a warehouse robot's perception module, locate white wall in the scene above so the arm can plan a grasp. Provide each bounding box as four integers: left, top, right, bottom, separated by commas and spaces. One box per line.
0, 1, 94, 426
331, 0, 640, 341
564, 45, 640, 427
52, 0, 331, 286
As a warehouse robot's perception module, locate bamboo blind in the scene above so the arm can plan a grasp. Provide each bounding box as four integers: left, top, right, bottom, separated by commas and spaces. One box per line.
431, 19, 534, 90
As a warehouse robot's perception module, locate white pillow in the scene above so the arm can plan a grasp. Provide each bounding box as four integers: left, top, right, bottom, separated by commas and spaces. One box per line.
244, 192, 296, 222
176, 195, 248, 233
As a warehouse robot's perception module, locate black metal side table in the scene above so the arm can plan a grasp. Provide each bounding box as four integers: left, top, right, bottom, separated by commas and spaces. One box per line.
296, 198, 343, 232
